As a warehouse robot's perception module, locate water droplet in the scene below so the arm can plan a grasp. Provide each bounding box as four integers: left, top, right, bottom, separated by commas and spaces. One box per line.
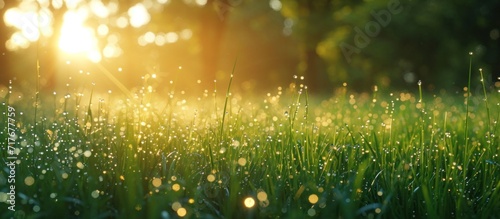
24, 176, 35, 186
244, 197, 255, 208
219, 147, 226, 154
177, 207, 187, 217
172, 183, 181, 191
238, 158, 247, 166
91, 190, 100, 198
308, 194, 319, 204
152, 178, 162, 187
257, 190, 268, 201
207, 174, 215, 182
172, 201, 182, 211
308, 208, 316, 216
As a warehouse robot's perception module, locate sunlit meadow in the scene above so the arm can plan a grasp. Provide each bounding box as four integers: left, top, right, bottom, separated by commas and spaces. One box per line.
1, 68, 500, 218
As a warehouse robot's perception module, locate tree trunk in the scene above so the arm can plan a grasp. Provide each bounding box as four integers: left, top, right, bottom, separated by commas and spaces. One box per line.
198, 0, 227, 90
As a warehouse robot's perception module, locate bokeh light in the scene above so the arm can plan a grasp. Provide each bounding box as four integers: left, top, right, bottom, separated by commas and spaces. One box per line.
24, 176, 35, 186
128, 3, 150, 28
176, 207, 187, 217
152, 177, 162, 187
244, 197, 255, 208
308, 194, 319, 204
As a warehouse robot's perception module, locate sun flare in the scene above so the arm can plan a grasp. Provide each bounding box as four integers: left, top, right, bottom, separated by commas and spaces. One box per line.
58, 10, 101, 62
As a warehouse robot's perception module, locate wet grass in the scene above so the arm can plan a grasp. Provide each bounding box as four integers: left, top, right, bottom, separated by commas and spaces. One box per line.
1, 73, 499, 219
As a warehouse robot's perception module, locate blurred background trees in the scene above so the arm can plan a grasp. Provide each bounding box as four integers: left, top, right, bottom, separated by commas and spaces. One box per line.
0, 0, 498, 95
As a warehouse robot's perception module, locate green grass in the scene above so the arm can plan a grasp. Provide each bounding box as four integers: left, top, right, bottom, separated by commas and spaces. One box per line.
1, 71, 499, 219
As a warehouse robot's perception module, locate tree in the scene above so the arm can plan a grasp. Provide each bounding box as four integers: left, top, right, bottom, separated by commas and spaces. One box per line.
315, 0, 500, 91
280, 0, 363, 93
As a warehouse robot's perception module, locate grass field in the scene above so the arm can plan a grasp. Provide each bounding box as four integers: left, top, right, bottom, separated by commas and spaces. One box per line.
1, 70, 500, 218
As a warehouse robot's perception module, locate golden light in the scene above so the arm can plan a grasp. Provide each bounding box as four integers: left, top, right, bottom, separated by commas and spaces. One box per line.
115, 16, 129, 28
128, 3, 150, 28
206, 174, 216, 182
172, 183, 181, 191
24, 176, 35, 186
3, 5, 53, 50
155, 34, 166, 46
64, 0, 84, 10
176, 207, 187, 217
152, 178, 162, 187
59, 11, 92, 52
103, 44, 122, 58
195, 0, 207, 6
257, 190, 268, 202
52, 0, 63, 9
237, 157, 247, 166
157, 0, 170, 4
144, 31, 155, 43
165, 32, 178, 43
244, 197, 255, 208
180, 29, 193, 40
89, 0, 109, 18
91, 190, 100, 198
58, 10, 101, 62
97, 24, 109, 36
308, 194, 319, 204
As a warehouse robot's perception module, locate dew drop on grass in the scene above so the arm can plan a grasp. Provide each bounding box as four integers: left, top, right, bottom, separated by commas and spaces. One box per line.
257, 190, 268, 202
172, 183, 181, 191
231, 139, 241, 147
308, 194, 319, 204
238, 158, 247, 166
152, 178, 162, 187
91, 190, 100, 198
377, 190, 383, 196
33, 205, 40, 212
24, 176, 35, 186
244, 197, 255, 208
219, 147, 226, 154
172, 201, 182, 211
207, 174, 215, 182
308, 208, 316, 216
76, 162, 84, 169
177, 207, 187, 217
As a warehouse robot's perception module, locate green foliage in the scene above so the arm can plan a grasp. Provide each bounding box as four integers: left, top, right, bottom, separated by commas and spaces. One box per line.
282, 0, 500, 91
